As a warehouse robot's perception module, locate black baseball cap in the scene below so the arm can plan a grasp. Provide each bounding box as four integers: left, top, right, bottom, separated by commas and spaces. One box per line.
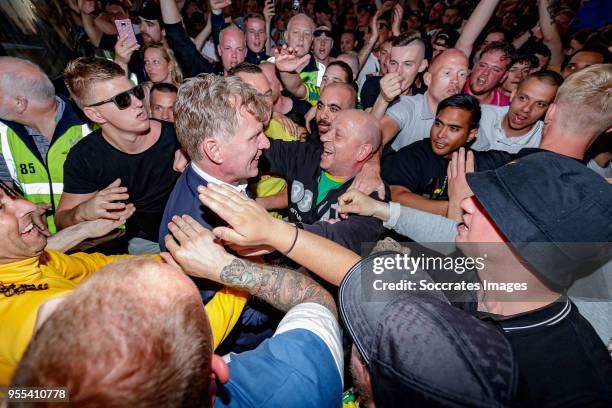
339, 252, 518, 407
467, 151, 612, 290
313, 25, 333, 37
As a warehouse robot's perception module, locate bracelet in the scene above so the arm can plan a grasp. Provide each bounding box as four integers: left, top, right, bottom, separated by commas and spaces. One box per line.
283, 223, 299, 256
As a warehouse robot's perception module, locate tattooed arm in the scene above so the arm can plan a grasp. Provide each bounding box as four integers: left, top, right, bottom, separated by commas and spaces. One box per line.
219, 258, 337, 319
163, 215, 338, 319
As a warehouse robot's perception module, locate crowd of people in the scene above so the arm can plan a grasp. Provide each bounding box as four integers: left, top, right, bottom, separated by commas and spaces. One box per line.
0, 0, 611, 406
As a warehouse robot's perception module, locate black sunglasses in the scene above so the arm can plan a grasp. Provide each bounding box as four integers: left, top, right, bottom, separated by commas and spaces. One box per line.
87, 84, 145, 110
313, 29, 332, 37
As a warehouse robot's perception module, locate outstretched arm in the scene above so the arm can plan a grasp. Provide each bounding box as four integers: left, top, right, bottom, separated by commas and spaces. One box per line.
160, 0, 218, 76
78, 0, 103, 47
47, 208, 134, 253
164, 214, 338, 318
219, 258, 337, 319
390, 185, 449, 216
263, 0, 275, 56
194, 12, 212, 51
455, 0, 501, 58
275, 46, 310, 99
358, 9, 381, 70
538, 0, 564, 66
191, 184, 362, 285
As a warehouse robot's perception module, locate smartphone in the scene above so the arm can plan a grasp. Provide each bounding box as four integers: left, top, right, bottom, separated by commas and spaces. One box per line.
115, 19, 138, 47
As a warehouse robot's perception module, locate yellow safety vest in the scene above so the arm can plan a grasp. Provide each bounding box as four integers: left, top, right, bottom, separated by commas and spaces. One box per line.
0, 116, 91, 233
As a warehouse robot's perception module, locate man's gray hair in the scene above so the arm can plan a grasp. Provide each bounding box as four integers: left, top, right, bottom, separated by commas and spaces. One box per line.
287, 13, 315, 33
0, 57, 55, 105
174, 74, 271, 161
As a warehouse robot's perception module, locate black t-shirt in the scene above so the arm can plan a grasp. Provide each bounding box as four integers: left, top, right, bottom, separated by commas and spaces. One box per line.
382, 139, 450, 200
287, 94, 313, 118
460, 298, 612, 407
63, 120, 180, 242
361, 75, 381, 110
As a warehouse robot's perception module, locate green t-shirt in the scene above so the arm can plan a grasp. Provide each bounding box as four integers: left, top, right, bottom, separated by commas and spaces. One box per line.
316, 171, 346, 205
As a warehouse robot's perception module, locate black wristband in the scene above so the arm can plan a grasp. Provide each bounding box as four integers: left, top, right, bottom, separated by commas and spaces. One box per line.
283, 223, 299, 256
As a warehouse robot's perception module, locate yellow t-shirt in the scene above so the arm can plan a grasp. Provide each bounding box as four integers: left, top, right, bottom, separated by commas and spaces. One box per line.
0, 250, 247, 385
257, 119, 298, 217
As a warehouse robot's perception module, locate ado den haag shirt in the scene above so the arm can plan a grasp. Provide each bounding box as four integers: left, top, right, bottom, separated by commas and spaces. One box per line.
383, 139, 451, 200
63, 120, 180, 242
382, 139, 524, 200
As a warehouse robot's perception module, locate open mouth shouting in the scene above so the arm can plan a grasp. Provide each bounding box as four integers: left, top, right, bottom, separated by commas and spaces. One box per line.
20, 219, 43, 242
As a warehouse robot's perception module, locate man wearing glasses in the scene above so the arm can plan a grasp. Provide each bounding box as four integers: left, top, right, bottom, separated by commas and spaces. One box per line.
55, 58, 182, 254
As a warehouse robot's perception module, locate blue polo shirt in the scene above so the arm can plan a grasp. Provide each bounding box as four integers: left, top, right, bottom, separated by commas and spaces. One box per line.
217, 303, 344, 407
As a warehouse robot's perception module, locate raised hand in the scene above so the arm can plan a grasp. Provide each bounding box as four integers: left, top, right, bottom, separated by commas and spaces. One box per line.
197, 184, 279, 247
380, 72, 403, 102
114, 35, 140, 65
164, 215, 234, 280
77, 0, 96, 14
274, 45, 311, 72
391, 3, 404, 36
263, 0, 275, 21
338, 189, 389, 220
210, 0, 231, 12
447, 147, 475, 221
368, 9, 382, 45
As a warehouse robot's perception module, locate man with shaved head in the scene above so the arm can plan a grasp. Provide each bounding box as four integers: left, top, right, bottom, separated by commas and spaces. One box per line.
352, 49, 469, 200
277, 13, 325, 88
261, 109, 387, 252
380, 49, 470, 152
218, 25, 248, 75
0, 57, 91, 233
